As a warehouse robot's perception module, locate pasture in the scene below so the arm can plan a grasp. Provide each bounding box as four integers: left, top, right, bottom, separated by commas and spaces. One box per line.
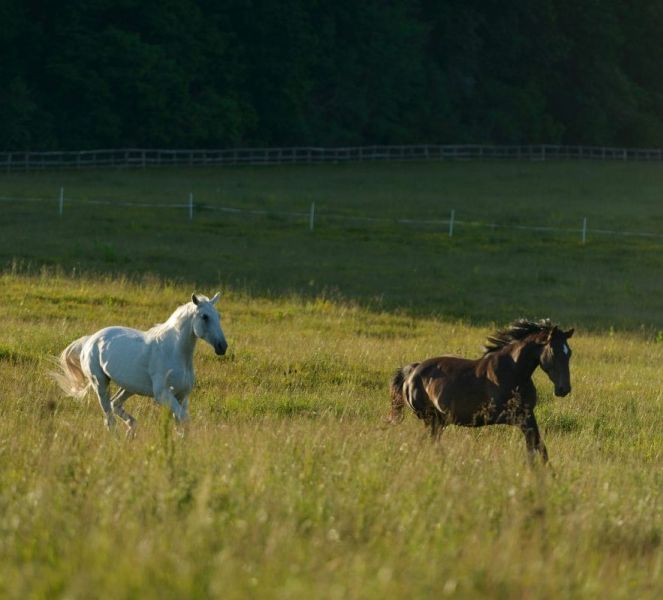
1, 161, 663, 598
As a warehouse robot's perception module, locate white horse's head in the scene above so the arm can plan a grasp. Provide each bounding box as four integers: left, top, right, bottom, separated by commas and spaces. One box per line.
191, 292, 228, 355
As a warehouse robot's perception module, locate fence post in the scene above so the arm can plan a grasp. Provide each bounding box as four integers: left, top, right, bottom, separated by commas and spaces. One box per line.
59, 187, 64, 216
449, 209, 455, 237
581, 217, 587, 244
189, 193, 193, 220
309, 202, 315, 231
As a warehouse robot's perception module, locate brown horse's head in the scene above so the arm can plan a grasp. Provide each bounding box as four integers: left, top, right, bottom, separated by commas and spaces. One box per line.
538, 327, 574, 397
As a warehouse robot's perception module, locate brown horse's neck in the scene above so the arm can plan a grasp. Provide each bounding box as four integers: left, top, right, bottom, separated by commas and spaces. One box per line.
511, 340, 543, 380
481, 339, 542, 393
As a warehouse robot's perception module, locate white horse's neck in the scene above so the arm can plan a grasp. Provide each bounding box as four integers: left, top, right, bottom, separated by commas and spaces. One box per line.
149, 303, 198, 363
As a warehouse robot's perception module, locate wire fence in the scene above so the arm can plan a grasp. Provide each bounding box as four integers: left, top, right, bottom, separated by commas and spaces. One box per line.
3, 144, 663, 171
3, 190, 663, 244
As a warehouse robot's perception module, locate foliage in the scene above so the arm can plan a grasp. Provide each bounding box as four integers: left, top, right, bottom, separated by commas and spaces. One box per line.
2, 0, 663, 149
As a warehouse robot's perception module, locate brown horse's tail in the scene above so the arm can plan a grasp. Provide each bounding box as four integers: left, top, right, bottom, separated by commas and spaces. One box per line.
51, 336, 91, 400
387, 363, 419, 424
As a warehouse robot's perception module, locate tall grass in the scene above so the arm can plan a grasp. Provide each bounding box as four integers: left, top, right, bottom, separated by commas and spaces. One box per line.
1, 273, 662, 598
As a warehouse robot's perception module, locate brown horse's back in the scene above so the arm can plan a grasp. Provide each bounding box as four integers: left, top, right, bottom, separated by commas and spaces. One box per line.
414, 355, 476, 376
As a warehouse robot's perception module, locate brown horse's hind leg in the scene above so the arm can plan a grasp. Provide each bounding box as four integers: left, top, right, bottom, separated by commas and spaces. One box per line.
520, 413, 548, 464
427, 411, 446, 443
386, 364, 419, 424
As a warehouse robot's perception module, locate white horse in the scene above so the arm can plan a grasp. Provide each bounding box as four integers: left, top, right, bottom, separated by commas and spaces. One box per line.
53, 292, 227, 434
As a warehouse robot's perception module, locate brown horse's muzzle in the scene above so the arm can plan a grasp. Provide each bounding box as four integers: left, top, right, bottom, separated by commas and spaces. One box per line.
554, 385, 571, 397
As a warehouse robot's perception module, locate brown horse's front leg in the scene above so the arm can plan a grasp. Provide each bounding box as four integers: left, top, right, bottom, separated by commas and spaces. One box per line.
520, 413, 548, 464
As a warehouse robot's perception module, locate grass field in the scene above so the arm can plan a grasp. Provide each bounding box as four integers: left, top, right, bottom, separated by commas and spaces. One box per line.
3, 161, 663, 326
1, 161, 663, 598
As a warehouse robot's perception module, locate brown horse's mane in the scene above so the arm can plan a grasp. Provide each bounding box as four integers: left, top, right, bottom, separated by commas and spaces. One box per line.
482, 318, 555, 355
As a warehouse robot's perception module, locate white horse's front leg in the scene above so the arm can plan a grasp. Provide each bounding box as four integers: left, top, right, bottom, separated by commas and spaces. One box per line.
153, 382, 187, 423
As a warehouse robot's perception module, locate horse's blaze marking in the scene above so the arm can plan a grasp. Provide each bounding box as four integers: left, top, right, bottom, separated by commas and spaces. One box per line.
562, 344, 569, 355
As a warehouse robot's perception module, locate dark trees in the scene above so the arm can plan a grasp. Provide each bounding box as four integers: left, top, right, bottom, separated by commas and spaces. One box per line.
1, 0, 662, 149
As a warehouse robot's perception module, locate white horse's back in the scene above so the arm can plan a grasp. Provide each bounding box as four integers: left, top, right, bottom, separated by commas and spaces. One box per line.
81, 326, 154, 396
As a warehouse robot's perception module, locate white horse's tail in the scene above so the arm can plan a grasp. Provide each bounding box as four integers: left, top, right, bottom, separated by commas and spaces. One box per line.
52, 336, 91, 399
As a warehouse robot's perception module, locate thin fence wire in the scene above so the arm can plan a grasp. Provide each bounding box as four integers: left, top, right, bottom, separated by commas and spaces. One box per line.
3, 193, 663, 242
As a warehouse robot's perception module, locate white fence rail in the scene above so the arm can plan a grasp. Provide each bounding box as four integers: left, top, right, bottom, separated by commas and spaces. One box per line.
3, 192, 663, 243
2, 144, 663, 172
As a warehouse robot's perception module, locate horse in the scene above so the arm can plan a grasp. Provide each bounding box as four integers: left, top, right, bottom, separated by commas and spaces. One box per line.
53, 292, 228, 435
387, 319, 573, 463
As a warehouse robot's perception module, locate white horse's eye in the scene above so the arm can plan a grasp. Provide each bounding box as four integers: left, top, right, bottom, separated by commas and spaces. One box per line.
202, 314, 209, 321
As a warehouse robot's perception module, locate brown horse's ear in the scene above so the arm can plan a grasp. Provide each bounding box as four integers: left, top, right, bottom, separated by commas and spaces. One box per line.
544, 327, 557, 343
564, 328, 574, 338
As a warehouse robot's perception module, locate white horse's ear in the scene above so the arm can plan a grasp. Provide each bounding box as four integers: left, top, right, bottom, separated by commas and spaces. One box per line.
191, 293, 200, 305
210, 291, 221, 305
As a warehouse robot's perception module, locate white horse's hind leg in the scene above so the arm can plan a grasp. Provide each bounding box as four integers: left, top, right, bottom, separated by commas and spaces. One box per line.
89, 374, 115, 430
84, 344, 116, 431
111, 388, 136, 437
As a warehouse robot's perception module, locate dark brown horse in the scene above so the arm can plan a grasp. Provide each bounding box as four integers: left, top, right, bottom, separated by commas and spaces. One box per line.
388, 319, 574, 462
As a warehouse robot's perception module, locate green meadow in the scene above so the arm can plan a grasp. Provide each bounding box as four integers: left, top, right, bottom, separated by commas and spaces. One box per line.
1, 161, 662, 598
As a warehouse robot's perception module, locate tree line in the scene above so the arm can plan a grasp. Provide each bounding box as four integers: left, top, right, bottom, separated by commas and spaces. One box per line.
2, 0, 662, 151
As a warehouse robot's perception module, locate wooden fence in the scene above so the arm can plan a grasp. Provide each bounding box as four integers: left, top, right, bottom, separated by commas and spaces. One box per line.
3, 144, 663, 171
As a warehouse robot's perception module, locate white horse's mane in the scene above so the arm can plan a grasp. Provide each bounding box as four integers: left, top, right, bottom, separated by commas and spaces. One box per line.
147, 302, 196, 339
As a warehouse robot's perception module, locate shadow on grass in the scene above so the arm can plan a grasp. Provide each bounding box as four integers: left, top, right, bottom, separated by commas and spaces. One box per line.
3, 197, 663, 332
